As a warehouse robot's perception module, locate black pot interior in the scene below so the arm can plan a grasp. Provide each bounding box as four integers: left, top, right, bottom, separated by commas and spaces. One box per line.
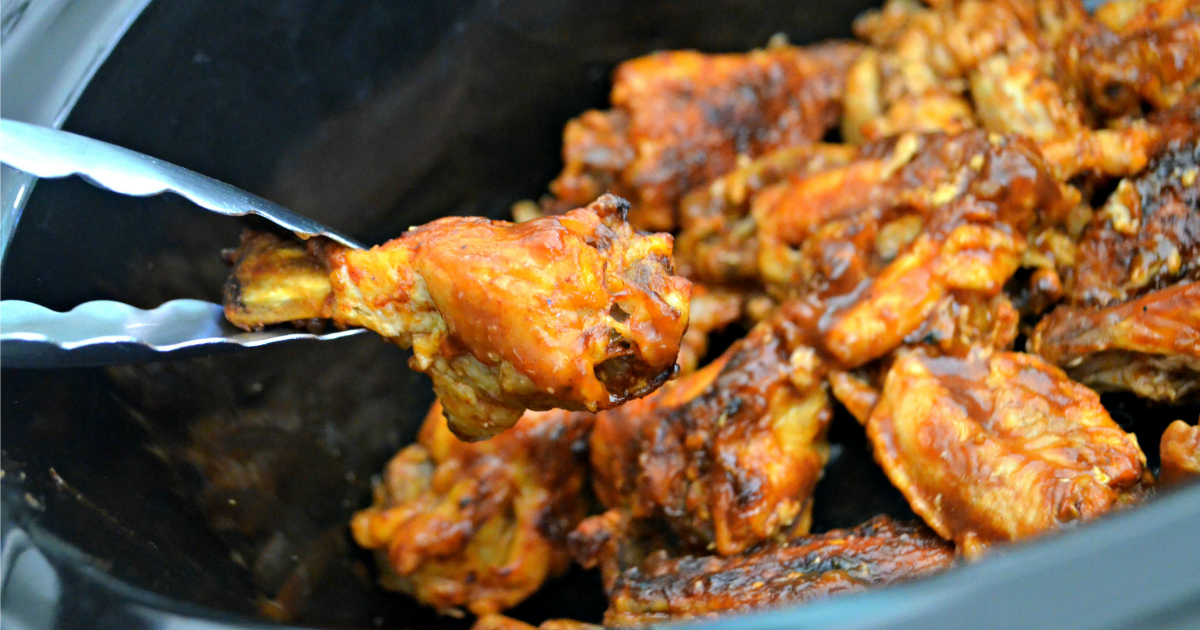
3, 1, 1196, 629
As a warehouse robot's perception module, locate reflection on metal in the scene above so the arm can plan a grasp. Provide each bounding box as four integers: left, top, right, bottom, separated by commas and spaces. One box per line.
0, 299, 366, 368
0, 0, 154, 264
0, 526, 62, 630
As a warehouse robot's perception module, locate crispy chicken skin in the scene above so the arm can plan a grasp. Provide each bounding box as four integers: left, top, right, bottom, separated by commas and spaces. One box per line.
1159, 418, 1200, 486
589, 309, 833, 556
547, 42, 862, 231
570, 512, 953, 627
868, 350, 1150, 558
224, 195, 691, 441
350, 402, 593, 615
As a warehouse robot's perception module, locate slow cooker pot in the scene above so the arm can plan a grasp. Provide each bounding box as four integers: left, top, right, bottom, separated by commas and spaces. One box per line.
3, 1, 1199, 629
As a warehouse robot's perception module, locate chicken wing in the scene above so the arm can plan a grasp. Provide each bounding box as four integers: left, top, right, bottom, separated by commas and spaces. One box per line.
570, 511, 953, 627
223, 195, 690, 440
1059, 2, 1200, 120
350, 402, 593, 615
867, 349, 1150, 558
1159, 417, 1200, 486
1031, 120, 1199, 401
1030, 282, 1200, 401
546, 42, 862, 231
758, 131, 1071, 367
589, 308, 833, 556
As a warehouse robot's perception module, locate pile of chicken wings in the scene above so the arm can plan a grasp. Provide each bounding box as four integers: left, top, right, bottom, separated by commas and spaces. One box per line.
240, 0, 1200, 626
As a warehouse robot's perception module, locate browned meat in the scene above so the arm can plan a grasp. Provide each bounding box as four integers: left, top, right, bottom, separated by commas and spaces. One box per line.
1030, 282, 1200, 401
867, 349, 1151, 558
589, 309, 832, 556
350, 403, 593, 615
570, 512, 954, 627
547, 42, 863, 231
1160, 417, 1200, 486
223, 195, 690, 441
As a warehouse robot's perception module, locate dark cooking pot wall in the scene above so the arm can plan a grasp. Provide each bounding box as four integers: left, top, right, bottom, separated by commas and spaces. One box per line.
1, 1, 884, 628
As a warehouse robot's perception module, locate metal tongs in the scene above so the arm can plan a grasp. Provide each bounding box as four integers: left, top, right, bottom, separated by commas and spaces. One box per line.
0, 119, 369, 368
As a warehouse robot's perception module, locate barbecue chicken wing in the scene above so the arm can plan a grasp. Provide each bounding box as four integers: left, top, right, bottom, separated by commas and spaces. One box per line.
350, 402, 593, 615
1031, 121, 1199, 401
758, 131, 1070, 367
546, 42, 862, 231
589, 308, 833, 556
867, 349, 1150, 558
569, 512, 953, 627
1159, 418, 1200, 486
223, 195, 690, 440
1030, 282, 1200, 401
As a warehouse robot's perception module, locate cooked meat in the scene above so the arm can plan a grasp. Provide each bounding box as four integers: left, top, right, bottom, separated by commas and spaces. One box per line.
758, 131, 1071, 367
1030, 120, 1199, 401
570, 512, 954, 627
589, 309, 832, 556
1065, 128, 1199, 308
675, 284, 744, 375
1059, 3, 1200, 120
842, 0, 1089, 145
547, 42, 863, 231
1159, 417, 1200, 486
1030, 282, 1200, 402
350, 402, 593, 615
675, 143, 856, 286
224, 195, 690, 441
867, 349, 1150, 558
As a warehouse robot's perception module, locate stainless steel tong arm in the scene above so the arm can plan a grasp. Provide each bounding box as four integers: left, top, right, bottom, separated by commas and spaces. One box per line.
0, 119, 369, 367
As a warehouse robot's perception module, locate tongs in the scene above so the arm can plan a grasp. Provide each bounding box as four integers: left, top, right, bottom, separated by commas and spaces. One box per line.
0, 119, 369, 368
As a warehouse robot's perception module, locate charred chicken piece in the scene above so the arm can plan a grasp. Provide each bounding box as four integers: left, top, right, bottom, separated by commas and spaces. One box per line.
1031, 124, 1199, 401
570, 511, 954, 627
223, 195, 690, 441
868, 349, 1150, 558
546, 42, 862, 231
1059, 2, 1200, 120
1159, 417, 1200, 487
350, 402, 593, 615
589, 309, 833, 556
1030, 282, 1200, 402
1066, 128, 1200, 308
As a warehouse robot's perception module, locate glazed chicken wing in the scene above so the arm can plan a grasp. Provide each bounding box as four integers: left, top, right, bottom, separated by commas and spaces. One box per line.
589, 308, 833, 556
867, 349, 1150, 558
758, 131, 1071, 367
224, 195, 691, 440
1159, 418, 1200, 486
1031, 120, 1199, 401
350, 402, 593, 615
546, 41, 862, 231
569, 512, 953, 627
